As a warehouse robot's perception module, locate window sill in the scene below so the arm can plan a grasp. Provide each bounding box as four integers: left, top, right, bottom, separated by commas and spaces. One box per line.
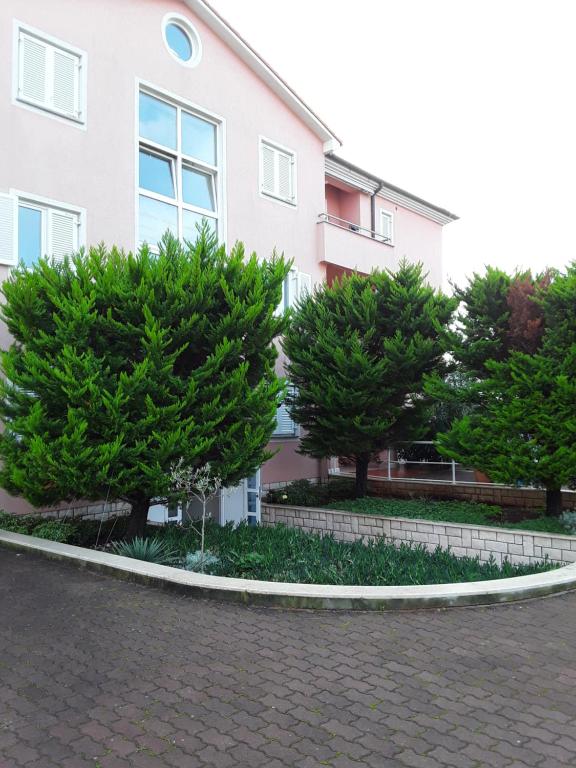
14, 97, 86, 129
259, 190, 297, 209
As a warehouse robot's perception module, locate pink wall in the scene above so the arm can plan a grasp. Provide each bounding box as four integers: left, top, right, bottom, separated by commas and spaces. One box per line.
323, 177, 444, 287
0, 0, 447, 513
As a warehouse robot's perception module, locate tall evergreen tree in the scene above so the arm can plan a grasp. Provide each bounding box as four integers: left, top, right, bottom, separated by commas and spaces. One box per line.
435, 265, 575, 516
0, 230, 289, 538
283, 263, 455, 497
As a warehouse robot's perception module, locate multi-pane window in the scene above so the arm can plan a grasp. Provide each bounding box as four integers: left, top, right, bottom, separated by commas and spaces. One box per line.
16, 25, 84, 123
260, 139, 296, 205
380, 209, 394, 244
138, 90, 220, 248
17, 198, 80, 266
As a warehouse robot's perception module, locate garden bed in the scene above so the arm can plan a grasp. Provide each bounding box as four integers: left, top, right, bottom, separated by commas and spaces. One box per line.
265, 480, 574, 535
0, 511, 556, 587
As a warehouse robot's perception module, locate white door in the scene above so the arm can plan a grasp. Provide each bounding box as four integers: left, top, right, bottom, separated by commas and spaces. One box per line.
220, 471, 261, 527
147, 500, 182, 525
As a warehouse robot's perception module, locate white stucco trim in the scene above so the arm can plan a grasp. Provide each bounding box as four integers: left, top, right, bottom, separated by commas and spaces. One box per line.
12, 19, 88, 130
325, 156, 458, 226
161, 12, 203, 68
184, 0, 341, 149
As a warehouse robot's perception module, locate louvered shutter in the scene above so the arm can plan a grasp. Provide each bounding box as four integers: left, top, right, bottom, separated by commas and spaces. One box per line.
297, 272, 312, 300
261, 144, 276, 195
18, 29, 82, 121
53, 48, 79, 117
0, 194, 17, 266
278, 152, 292, 201
49, 210, 77, 262
274, 401, 296, 437
19, 33, 48, 106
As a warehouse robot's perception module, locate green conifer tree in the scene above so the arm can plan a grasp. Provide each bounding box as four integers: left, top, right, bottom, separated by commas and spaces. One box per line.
282, 263, 455, 497
0, 229, 289, 538
436, 265, 575, 516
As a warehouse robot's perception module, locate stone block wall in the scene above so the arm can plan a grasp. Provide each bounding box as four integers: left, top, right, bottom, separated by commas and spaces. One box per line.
262, 503, 576, 566
364, 477, 576, 510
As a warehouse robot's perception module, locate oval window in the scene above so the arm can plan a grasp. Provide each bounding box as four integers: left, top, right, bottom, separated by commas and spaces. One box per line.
165, 23, 193, 62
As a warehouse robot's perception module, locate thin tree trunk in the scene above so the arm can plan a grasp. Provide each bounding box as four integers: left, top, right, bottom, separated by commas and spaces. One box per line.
355, 455, 370, 498
125, 497, 151, 540
545, 487, 563, 517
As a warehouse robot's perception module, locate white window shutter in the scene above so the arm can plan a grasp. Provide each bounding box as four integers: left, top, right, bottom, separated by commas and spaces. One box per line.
0, 194, 17, 266
49, 210, 77, 262
275, 401, 296, 437
278, 152, 292, 201
261, 144, 276, 195
20, 33, 48, 106
274, 277, 286, 317
53, 49, 79, 118
287, 269, 299, 308
297, 272, 312, 300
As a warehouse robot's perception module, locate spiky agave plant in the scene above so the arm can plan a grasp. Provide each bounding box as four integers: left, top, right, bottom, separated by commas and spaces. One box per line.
111, 536, 177, 564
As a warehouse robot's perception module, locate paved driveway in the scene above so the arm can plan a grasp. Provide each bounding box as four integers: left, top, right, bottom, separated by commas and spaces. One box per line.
1, 549, 575, 768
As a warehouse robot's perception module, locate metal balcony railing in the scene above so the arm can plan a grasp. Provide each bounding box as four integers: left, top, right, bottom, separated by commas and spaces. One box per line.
318, 212, 390, 243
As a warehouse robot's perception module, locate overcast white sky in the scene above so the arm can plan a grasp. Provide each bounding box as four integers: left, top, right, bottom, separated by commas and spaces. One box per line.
211, 0, 576, 291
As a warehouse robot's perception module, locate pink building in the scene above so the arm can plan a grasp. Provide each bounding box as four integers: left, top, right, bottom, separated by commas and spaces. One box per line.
0, 0, 457, 524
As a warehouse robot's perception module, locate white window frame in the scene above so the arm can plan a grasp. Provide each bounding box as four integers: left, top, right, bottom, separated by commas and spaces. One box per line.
161, 12, 203, 69
259, 136, 297, 207
379, 208, 394, 245
12, 20, 87, 129
135, 80, 227, 250
9, 189, 85, 267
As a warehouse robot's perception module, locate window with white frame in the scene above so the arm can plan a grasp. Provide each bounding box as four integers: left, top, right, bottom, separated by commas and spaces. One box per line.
273, 387, 298, 438
138, 89, 221, 249
275, 268, 312, 316
15, 24, 84, 123
260, 139, 296, 205
380, 208, 394, 244
0, 192, 82, 267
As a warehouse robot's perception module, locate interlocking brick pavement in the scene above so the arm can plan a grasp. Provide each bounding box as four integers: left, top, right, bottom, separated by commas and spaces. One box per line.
1, 548, 575, 767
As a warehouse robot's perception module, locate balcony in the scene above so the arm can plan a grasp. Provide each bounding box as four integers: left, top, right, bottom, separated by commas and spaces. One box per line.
317, 213, 395, 275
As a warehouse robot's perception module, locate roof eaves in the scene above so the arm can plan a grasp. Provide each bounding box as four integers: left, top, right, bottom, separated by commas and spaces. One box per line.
327, 154, 459, 224
185, 0, 342, 150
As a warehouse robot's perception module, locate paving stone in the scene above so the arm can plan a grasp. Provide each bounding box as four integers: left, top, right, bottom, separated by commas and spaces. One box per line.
1, 548, 576, 768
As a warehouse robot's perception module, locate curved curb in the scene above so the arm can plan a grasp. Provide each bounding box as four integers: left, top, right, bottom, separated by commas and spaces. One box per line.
2, 529, 576, 611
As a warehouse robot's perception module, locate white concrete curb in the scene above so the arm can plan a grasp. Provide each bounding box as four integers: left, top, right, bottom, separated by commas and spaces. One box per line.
2, 529, 576, 610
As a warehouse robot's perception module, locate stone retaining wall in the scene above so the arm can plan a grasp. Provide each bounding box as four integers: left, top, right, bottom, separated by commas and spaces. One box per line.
364, 477, 576, 510
262, 503, 576, 566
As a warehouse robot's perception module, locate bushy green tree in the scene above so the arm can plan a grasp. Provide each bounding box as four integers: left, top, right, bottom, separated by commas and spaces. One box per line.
436, 265, 575, 516
0, 230, 289, 538
283, 263, 456, 497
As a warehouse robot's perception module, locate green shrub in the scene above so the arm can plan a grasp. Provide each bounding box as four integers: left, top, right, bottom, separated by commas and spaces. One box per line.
183, 550, 220, 573
0, 510, 30, 534
31, 520, 75, 543
111, 536, 177, 564
265, 478, 354, 507
150, 520, 554, 586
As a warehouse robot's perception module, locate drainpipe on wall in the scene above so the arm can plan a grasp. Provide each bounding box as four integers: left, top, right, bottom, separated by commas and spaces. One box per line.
370, 182, 384, 238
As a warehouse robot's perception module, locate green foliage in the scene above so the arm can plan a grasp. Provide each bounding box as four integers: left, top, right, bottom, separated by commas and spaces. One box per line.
111, 536, 177, 564
435, 265, 575, 514
148, 521, 553, 585
324, 497, 571, 535
265, 478, 354, 506
0, 510, 29, 534
183, 550, 220, 572
30, 520, 75, 543
0, 227, 290, 536
283, 262, 455, 495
